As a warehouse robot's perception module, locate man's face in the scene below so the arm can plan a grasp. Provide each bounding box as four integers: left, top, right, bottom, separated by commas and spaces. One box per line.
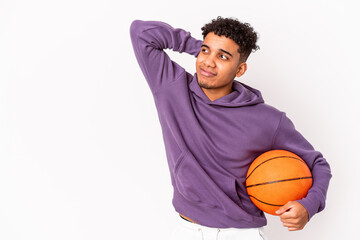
196, 32, 247, 96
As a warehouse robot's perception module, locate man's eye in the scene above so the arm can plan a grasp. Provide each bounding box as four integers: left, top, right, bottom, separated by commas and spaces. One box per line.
202, 48, 208, 53
220, 54, 228, 60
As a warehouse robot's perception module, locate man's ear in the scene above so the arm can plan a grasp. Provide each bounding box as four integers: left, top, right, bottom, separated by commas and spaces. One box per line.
236, 62, 247, 77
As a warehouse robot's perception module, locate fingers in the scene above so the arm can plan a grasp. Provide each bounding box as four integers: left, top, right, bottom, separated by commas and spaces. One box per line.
288, 227, 302, 231
282, 221, 304, 231
275, 201, 293, 215
281, 216, 305, 230
279, 208, 297, 220
275, 202, 289, 215
276, 201, 309, 231
282, 222, 305, 231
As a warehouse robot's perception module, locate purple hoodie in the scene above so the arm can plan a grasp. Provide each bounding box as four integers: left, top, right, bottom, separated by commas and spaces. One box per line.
130, 20, 331, 228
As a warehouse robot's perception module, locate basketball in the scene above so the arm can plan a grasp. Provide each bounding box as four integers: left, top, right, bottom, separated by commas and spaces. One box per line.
245, 150, 313, 215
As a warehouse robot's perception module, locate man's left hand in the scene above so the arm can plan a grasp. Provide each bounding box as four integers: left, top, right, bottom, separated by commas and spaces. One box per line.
275, 201, 309, 231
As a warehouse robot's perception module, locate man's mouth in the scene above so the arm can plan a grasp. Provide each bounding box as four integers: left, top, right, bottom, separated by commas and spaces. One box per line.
200, 68, 217, 77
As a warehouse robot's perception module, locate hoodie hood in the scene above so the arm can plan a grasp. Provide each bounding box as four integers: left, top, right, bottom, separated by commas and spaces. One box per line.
189, 73, 264, 107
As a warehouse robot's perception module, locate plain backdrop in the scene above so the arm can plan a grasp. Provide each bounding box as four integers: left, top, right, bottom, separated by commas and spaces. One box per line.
1, 0, 359, 239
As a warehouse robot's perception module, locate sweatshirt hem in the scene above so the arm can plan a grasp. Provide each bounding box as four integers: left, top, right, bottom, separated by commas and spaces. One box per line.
172, 189, 267, 229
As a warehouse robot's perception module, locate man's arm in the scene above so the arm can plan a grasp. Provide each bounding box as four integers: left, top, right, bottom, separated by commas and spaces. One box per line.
272, 113, 332, 230
130, 20, 203, 93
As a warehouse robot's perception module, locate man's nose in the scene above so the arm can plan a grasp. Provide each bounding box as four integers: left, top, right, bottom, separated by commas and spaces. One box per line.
204, 54, 216, 68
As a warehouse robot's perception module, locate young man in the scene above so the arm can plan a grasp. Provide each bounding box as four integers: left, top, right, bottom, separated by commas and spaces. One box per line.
130, 17, 331, 239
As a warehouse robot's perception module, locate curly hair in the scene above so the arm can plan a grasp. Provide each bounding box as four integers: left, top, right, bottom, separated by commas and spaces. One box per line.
201, 16, 259, 62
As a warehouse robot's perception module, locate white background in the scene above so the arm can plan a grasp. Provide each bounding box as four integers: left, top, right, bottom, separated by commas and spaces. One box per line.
1, 0, 359, 239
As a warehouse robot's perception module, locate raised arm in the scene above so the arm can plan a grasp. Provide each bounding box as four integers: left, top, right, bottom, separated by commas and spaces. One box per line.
130, 20, 203, 93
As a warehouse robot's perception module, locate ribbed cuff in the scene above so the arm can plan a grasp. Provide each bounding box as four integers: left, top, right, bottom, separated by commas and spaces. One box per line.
296, 192, 321, 220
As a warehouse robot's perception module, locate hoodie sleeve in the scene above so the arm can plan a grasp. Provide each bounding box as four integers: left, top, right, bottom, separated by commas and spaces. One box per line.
130, 20, 203, 93
271, 113, 332, 220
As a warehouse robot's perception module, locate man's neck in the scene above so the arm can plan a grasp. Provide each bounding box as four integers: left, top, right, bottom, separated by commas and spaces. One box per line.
201, 87, 233, 102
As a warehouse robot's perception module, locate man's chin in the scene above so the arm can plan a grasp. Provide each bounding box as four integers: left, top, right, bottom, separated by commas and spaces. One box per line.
197, 79, 214, 90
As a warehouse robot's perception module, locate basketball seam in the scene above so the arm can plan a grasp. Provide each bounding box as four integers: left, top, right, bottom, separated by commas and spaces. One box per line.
245, 176, 313, 188
248, 195, 283, 207
246, 156, 305, 180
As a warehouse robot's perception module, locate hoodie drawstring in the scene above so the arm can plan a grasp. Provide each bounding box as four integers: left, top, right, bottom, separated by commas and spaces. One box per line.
197, 227, 220, 240
197, 228, 204, 240
216, 228, 220, 240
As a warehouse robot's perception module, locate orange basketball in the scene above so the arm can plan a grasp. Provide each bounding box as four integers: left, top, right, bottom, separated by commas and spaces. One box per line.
245, 150, 312, 215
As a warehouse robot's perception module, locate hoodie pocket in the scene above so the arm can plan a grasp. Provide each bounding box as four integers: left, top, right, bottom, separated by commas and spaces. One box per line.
174, 150, 222, 208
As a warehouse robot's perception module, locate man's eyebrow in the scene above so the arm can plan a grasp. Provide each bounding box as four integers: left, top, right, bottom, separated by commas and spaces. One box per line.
201, 44, 210, 49
220, 49, 233, 57
201, 44, 233, 57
